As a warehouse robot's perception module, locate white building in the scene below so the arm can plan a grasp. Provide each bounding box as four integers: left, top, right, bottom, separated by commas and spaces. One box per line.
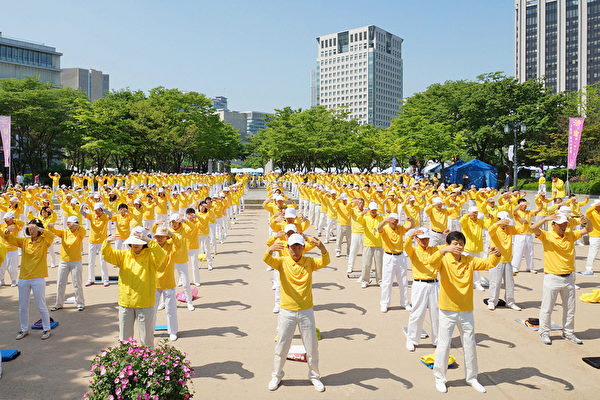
515, 0, 600, 93
312, 25, 404, 128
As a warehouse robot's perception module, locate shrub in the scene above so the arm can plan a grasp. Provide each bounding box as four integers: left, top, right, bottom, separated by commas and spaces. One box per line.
84, 338, 194, 400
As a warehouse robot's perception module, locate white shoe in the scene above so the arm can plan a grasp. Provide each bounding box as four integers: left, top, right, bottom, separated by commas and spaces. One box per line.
268, 375, 282, 391
208, 266, 213, 271
355, 277, 362, 283
187, 303, 195, 311
405, 304, 412, 312
435, 380, 447, 393
193, 282, 201, 287
488, 302, 495, 310
406, 342, 415, 352
469, 380, 486, 393
347, 266, 353, 274
361, 281, 368, 288
157, 303, 165, 311
474, 282, 485, 291
541, 333, 551, 345
335, 252, 341, 257
169, 334, 178, 341
273, 305, 280, 313
311, 378, 325, 392
508, 303, 522, 311
380, 305, 388, 313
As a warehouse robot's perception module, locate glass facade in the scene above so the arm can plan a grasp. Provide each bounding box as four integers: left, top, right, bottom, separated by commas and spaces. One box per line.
525, 5, 538, 81
0, 44, 54, 68
588, 0, 600, 84
545, 1, 558, 92
565, 0, 579, 91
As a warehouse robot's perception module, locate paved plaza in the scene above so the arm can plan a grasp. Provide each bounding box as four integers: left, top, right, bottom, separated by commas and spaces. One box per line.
0, 189, 599, 399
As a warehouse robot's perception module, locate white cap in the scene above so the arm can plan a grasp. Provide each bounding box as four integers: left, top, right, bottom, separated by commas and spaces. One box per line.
592, 199, 600, 207
169, 213, 182, 222
93, 202, 104, 211
454, 188, 460, 192
331, 189, 337, 194
558, 206, 572, 215
9, 197, 18, 202
376, 186, 384, 192
67, 216, 79, 224
70, 199, 79, 205
158, 188, 165, 193
124, 226, 147, 246
497, 211, 510, 220
3, 211, 15, 220
368, 201, 379, 210
287, 233, 305, 246
553, 215, 569, 224
408, 195, 415, 201
468, 206, 479, 213
93, 194, 101, 199
432, 197, 443, 205
274, 195, 284, 202
284, 224, 297, 233
416, 229, 431, 239
284, 208, 297, 219
339, 193, 348, 200
133, 198, 141, 205
388, 213, 399, 221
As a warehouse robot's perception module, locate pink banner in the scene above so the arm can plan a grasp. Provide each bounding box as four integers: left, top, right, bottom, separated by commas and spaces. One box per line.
568, 117, 584, 169
0, 116, 10, 168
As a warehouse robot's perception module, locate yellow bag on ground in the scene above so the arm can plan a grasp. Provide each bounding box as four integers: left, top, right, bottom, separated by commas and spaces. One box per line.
580, 289, 600, 303
198, 253, 207, 261
420, 353, 456, 369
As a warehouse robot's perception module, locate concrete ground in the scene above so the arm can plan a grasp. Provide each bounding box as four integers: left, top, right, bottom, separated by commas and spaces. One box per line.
0, 188, 599, 400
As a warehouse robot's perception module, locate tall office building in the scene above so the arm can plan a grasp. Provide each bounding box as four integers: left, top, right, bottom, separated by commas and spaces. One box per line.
212, 96, 229, 111
0, 32, 62, 86
243, 111, 269, 137
515, 0, 600, 93
312, 25, 404, 128
61, 68, 110, 101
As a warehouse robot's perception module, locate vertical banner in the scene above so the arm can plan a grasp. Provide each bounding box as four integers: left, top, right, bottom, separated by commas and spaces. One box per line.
507, 145, 514, 162
0, 116, 11, 167
391, 157, 396, 173
567, 117, 585, 169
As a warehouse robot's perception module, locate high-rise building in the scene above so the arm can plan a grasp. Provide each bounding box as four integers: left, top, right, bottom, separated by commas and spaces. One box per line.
0, 32, 62, 86
243, 111, 270, 137
61, 68, 110, 101
515, 0, 600, 93
212, 96, 229, 111
313, 25, 404, 128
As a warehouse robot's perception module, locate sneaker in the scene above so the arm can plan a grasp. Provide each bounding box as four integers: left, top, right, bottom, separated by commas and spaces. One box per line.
268, 375, 282, 391
469, 380, 486, 393
576, 271, 594, 276
435, 380, 447, 393
406, 342, 415, 352
531, 269, 538, 274
50, 306, 62, 311
562, 332, 583, 345
488, 302, 495, 310
193, 282, 201, 287
311, 378, 325, 392
15, 331, 28, 340
405, 304, 413, 312
324, 240, 329, 244
103, 281, 110, 287
10, 282, 17, 287
208, 266, 213, 271
361, 281, 369, 288
84, 281, 94, 287
380, 305, 388, 313
273, 305, 280, 313
474, 282, 485, 291
169, 334, 178, 341
157, 302, 165, 311
377, 280, 382, 286
335, 252, 341, 258
508, 303, 522, 311
187, 303, 195, 311
346, 266, 353, 274
41, 331, 51, 340
0, 281, 4, 286
540, 333, 551, 345
77, 306, 85, 311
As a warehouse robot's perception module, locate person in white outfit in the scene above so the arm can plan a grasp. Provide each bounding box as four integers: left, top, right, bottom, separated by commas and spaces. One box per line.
0, 212, 22, 287
511, 198, 541, 273
347, 198, 365, 274
582, 200, 600, 276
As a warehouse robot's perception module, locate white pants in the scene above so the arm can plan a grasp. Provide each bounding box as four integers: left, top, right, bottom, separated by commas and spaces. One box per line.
88, 243, 108, 283
119, 306, 155, 348
312, 205, 321, 227
55, 261, 84, 308
429, 231, 446, 247
143, 219, 154, 231
154, 288, 178, 335
335, 225, 351, 255
19, 278, 50, 332
317, 212, 327, 234
538, 184, 546, 194
465, 252, 483, 285
174, 263, 193, 304
189, 249, 200, 284
361, 246, 383, 283
434, 310, 478, 385
512, 234, 533, 272
209, 223, 217, 253
380, 253, 409, 308
488, 262, 515, 306
0, 250, 19, 284
198, 235, 213, 268
273, 308, 320, 380
47, 240, 57, 268
406, 280, 439, 346
308, 203, 316, 225
539, 273, 575, 336
347, 233, 363, 271
447, 218, 460, 232
216, 217, 227, 242
324, 217, 336, 242
585, 236, 600, 273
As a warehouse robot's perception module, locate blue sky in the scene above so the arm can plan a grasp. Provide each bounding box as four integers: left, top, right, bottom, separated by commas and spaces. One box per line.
2, 0, 514, 112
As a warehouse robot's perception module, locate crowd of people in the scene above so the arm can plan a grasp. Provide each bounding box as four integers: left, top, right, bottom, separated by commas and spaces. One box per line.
261, 170, 598, 393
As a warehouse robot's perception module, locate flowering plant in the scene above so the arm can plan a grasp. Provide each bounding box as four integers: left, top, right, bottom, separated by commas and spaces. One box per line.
84, 338, 194, 400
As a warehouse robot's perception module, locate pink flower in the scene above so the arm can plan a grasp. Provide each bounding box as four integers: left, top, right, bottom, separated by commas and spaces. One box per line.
100, 365, 107, 375
114, 378, 120, 384
115, 387, 122, 396
137, 395, 142, 400
107, 396, 114, 400
144, 394, 150, 400
165, 375, 170, 381
147, 368, 154, 376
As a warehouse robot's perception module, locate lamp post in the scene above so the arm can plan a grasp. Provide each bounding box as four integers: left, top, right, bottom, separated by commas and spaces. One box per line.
504, 122, 526, 190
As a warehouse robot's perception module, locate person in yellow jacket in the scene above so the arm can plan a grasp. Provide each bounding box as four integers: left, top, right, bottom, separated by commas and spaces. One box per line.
81, 202, 112, 287
152, 224, 179, 342
0, 212, 24, 286
538, 173, 546, 194
459, 206, 487, 291
183, 208, 202, 286
48, 216, 87, 311
429, 231, 501, 394
583, 200, 600, 276
347, 198, 366, 274
111, 204, 133, 250
4, 219, 56, 340
49, 172, 61, 192
166, 213, 195, 311
102, 226, 166, 348
551, 175, 566, 199
511, 198, 542, 274
356, 201, 384, 288
531, 213, 593, 345
263, 233, 329, 392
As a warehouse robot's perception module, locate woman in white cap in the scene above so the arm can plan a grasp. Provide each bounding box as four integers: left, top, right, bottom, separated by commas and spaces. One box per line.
3, 219, 56, 340
0, 212, 24, 286
102, 226, 166, 348
81, 202, 112, 287
167, 213, 195, 311
152, 224, 179, 341
48, 216, 87, 311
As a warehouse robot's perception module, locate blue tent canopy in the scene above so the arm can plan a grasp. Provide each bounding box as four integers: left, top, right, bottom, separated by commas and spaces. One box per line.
442, 160, 465, 184
444, 159, 497, 189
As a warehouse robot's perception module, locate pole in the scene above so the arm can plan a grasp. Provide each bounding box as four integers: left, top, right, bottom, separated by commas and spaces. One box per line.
513, 127, 518, 190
